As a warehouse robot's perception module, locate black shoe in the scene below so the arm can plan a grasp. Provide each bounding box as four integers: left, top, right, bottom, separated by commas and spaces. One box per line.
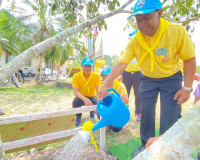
0, 109, 5, 115
135, 113, 141, 122
75, 116, 81, 127
132, 146, 145, 158
90, 112, 95, 119
195, 151, 200, 160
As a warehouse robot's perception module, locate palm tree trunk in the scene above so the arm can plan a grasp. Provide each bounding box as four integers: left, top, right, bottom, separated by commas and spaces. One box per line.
134, 102, 200, 160
56, 65, 60, 80
36, 54, 44, 85
0, 0, 134, 86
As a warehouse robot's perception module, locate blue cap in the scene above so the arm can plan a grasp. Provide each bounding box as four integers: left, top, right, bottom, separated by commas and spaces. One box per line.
82, 58, 93, 66
129, 30, 138, 38
127, 0, 162, 20
101, 68, 111, 76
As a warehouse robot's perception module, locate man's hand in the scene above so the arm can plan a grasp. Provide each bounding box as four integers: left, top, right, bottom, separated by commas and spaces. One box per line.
83, 98, 93, 106
145, 136, 161, 148
99, 62, 128, 100
174, 88, 190, 104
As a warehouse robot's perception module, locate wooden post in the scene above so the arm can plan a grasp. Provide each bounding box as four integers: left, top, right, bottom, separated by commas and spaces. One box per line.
0, 135, 5, 160
100, 127, 105, 149
99, 117, 105, 149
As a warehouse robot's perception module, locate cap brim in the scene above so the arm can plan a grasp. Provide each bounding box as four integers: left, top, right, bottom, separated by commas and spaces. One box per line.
127, 8, 157, 20
127, 14, 134, 20
82, 63, 93, 65
134, 8, 157, 15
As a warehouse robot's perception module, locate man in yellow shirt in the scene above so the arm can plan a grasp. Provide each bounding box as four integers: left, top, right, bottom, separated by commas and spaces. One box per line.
99, 0, 196, 157
72, 58, 101, 127
99, 68, 128, 132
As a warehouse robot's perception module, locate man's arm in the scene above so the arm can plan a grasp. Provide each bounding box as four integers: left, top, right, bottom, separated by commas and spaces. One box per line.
95, 86, 99, 100
183, 57, 196, 88
174, 57, 196, 104
73, 87, 93, 106
99, 62, 127, 100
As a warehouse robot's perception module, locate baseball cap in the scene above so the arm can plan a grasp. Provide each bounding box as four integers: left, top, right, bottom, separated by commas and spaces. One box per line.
82, 58, 93, 66
101, 68, 111, 76
127, 0, 162, 20
129, 30, 138, 38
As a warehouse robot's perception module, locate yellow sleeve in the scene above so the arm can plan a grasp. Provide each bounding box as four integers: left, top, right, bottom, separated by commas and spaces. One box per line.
72, 74, 78, 87
178, 26, 195, 60
119, 38, 136, 64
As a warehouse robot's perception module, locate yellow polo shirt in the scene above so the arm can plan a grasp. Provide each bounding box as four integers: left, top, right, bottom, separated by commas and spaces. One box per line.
72, 71, 101, 97
119, 19, 195, 78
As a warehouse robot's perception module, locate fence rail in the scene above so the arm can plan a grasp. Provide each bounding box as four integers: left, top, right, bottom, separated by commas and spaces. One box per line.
0, 105, 105, 154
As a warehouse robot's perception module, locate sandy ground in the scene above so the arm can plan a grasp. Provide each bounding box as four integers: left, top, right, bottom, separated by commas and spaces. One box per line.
7, 146, 117, 160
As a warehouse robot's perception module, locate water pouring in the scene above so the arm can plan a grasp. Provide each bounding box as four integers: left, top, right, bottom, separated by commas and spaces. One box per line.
56, 88, 130, 159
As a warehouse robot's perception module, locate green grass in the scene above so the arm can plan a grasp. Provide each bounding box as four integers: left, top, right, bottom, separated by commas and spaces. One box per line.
0, 84, 73, 116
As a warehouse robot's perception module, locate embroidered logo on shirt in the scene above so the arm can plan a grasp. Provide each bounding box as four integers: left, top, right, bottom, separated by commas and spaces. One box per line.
136, 0, 145, 9
162, 55, 169, 62
155, 48, 168, 55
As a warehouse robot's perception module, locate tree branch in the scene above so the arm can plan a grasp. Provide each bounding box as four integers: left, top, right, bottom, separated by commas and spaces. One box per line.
0, 0, 135, 85
119, 10, 132, 14
178, 15, 200, 24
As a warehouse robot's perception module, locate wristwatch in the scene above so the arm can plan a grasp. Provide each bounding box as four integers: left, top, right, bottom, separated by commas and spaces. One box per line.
182, 86, 193, 93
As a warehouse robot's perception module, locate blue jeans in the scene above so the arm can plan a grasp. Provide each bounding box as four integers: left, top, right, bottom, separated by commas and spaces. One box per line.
139, 71, 182, 146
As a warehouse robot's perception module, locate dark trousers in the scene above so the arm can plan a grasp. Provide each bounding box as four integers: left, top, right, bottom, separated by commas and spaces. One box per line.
72, 96, 97, 117
139, 71, 182, 146
122, 71, 142, 114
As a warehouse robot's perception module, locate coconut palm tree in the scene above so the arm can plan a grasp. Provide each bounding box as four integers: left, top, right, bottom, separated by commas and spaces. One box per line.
0, 10, 31, 57
9, 0, 87, 80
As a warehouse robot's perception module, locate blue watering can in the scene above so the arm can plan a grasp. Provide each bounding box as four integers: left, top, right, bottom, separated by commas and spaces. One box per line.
92, 88, 130, 132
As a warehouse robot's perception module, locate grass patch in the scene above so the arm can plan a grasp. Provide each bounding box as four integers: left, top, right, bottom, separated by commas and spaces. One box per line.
0, 84, 73, 116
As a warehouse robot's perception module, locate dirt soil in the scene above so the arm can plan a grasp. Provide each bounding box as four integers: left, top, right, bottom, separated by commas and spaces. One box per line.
7, 146, 117, 160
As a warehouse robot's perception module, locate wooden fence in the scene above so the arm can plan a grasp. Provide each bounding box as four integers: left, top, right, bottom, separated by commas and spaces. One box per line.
0, 105, 105, 157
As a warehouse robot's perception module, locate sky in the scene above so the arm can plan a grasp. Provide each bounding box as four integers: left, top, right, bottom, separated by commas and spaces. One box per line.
102, 13, 200, 65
